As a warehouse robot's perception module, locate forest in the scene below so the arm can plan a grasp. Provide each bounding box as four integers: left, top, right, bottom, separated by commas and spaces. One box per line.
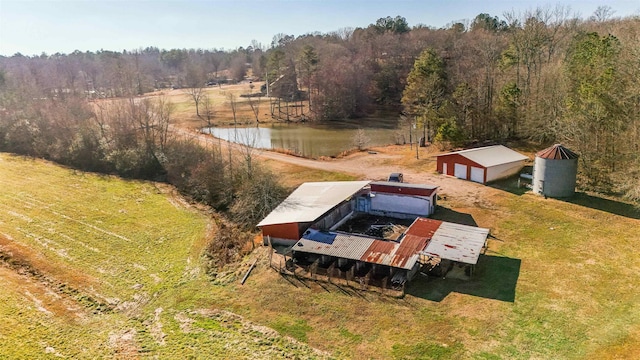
0, 6, 638, 204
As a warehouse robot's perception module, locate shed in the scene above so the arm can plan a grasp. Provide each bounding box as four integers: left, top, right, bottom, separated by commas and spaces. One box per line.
367, 181, 438, 218
436, 145, 528, 184
257, 181, 370, 245
292, 218, 489, 273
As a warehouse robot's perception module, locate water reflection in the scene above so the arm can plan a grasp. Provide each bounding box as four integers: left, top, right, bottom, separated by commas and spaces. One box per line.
203, 120, 402, 158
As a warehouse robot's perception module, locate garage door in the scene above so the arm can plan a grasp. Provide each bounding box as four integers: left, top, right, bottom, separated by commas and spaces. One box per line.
470, 167, 484, 183
454, 163, 467, 180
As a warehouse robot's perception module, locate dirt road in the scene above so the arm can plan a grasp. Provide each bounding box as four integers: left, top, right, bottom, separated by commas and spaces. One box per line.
170, 126, 490, 202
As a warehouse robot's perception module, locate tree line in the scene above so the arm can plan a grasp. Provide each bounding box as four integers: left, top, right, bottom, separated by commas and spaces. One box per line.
1, 6, 639, 202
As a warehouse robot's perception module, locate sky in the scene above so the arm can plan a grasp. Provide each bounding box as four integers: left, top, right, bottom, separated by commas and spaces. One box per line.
0, 0, 639, 56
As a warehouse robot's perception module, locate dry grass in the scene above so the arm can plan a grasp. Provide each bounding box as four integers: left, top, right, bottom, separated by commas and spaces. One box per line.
0, 153, 326, 359
262, 159, 360, 188
146, 82, 280, 129
369, 144, 440, 173
1, 152, 639, 359
213, 178, 640, 359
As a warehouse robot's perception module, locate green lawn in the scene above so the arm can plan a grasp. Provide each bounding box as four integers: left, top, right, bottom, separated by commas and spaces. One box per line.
1, 153, 639, 359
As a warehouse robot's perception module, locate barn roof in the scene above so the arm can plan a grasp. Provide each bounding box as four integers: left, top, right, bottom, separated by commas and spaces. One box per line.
294, 229, 422, 270
256, 181, 370, 227
292, 218, 490, 269
436, 145, 528, 168
536, 144, 579, 160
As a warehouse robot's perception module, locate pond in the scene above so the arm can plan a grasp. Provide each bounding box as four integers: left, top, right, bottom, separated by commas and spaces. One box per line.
203, 117, 406, 158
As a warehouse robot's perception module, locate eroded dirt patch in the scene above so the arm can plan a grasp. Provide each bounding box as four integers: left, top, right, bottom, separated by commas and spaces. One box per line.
0, 236, 114, 316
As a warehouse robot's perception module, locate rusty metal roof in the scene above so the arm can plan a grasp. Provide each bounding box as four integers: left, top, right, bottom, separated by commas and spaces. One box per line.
536, 144, 579, 160
294, 229, 424, 270
405, 218, 442, 237
294, 218, 490, 269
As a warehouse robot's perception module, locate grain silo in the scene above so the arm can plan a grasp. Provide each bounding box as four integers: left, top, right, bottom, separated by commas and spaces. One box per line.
532, 144, 579, 198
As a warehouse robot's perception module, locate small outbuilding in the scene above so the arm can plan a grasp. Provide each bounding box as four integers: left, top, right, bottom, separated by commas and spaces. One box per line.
366, 181, 438, 219
532, 144, 579, 198
436, 145, 528, 184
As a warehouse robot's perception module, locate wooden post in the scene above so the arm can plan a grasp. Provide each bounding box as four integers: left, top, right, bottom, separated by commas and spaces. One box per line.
327, 261, 336, 283
240, 259, 258, 285
267, 236, 273, 269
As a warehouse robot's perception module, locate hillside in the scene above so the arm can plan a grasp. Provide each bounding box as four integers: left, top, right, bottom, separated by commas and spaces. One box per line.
0, 153, 327, 359
1, 151, 639, 358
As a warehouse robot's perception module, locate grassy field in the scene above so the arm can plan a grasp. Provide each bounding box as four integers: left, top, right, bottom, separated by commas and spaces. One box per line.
147, 82, 283, 129
1, 153, 639, 359
0, 154, 326, 359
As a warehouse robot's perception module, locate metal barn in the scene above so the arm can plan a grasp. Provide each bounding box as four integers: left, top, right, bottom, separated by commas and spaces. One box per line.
436, 145, 529, 184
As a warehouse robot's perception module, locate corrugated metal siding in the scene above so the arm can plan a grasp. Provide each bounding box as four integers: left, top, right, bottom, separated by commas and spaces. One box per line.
261, 223, 302, 241
485, 160, 525, 182
370, 194, 431, 217
312, 200, 354, 230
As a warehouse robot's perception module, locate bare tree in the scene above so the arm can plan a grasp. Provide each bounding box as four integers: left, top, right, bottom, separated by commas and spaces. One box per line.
201, 94, 216, 127
591, 6, 615, 22
352, 129, 370, 151
184, 63, 206, 118
154, 96, 173, 152
236, 127, 260, 178
227, 92, 238, 126
247, 95, 261, 123
184, 86, 205, 118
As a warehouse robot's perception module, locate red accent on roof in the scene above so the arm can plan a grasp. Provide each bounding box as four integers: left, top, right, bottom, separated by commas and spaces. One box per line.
360, 218, 443, 269
536, 144, 579, 160
362, 241, 395, 264
405, 218, 443, 237
370, 183, 437, 197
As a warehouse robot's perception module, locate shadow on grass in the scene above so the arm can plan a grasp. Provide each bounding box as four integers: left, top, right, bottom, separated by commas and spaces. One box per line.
405, 254, 521, 302
562, 192, 640, 220
431, 206, 478, 226
488, 175, 529, 196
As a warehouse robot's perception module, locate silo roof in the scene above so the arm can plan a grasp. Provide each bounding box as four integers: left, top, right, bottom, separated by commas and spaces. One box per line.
536, 144, 579, 159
